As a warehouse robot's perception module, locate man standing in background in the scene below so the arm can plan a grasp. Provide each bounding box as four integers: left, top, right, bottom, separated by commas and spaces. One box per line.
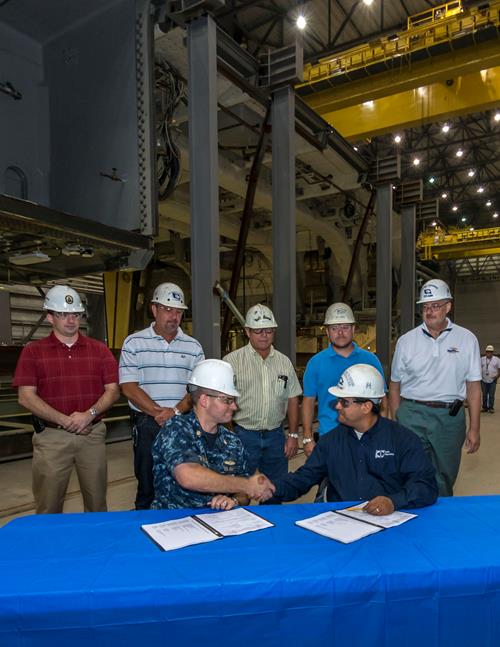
481, 345, 500, 413
119, 282, 204, 509
13, 285, 119, 514
301, 302, 385, 456
389, 279, 481, 497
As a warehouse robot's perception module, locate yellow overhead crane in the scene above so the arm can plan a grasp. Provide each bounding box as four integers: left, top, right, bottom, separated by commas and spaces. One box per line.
417, 226, 500, 261
298, 0, 500, 139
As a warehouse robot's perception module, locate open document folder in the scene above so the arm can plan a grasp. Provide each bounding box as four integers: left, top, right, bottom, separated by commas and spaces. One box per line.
296, 503, 417, 544
142, 507, 274, 551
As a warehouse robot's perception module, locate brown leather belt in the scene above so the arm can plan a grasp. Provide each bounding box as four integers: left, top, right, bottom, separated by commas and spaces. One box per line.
402, 397, 452, 409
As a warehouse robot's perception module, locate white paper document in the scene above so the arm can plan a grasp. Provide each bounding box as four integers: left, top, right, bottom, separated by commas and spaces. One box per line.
338, 503, 416, 528
142, 507, 273, 551
296, 511, 382, 544
195, 507, 274, 536
296, 505, 417, 544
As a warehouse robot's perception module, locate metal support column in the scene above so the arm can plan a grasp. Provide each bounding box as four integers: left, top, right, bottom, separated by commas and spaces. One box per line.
272, 86, 296, 364
400, 204, 416, 334
188, 14, 220, 357
376, 183, 392, 377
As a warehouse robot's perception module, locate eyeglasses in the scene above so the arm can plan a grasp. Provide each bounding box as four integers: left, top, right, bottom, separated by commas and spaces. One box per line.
155, 304, 183, 314
422, 302, 448, 312
336, 397, 369, 408
206, 394, 238, 405
250, 328, 274, 335
329, 324, 353, 332
52, 312, 82, 320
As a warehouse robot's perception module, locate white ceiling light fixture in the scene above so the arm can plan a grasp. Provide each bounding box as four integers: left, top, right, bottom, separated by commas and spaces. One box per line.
467, 169, 475, 177
486, 200, 492, 207
493, 212, 499, 219
494, 112, 500, 122
429, 176, 435, 184
455, 148, 464, 157
477, 186, 485, 194
413, 157, 420, 166
470, 227, 475, 231
441, 192, 448, 199
461, 217, 467, 222
394, 134, 402, 144
452, 205, 458, 212
296, 14, 307, 30
442, 123, 450, 133
363, 0, 374, 6
363, 100, 374, 108
431, 221, 437, 227
9, 250, 51, 266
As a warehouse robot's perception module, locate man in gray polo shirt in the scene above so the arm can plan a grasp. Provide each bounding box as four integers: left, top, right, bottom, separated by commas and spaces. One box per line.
119, 282, 204, 509
389, 279, 481, 497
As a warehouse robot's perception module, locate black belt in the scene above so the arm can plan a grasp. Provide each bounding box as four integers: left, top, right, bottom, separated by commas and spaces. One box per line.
34, 417, 101, 431
402, 397, 453, 409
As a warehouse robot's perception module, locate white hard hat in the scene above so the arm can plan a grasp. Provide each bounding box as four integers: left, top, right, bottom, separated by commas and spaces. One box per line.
486, 345, 494, 352
43, 285, 85, 313
151, 282, 188, 310
324, 302, 355, 325
188, 359, 240, 397
328, 364, 385, 401
416, 279, 452, 304
245, 304, 277, 329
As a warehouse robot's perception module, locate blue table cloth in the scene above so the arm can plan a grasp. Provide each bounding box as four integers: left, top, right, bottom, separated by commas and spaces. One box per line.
1, 497, 500, 646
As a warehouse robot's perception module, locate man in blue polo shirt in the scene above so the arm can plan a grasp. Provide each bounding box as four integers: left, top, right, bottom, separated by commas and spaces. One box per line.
301, 303, 384, 457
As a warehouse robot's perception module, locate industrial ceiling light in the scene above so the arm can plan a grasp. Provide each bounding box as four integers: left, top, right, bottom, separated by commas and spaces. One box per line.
9, 250, 51, 266
477, 186, 484, 193
441, 192, 448, 199
455, 148, 464, 157
493, 213, 499, 219
461, 217, 467, 222
363, 0, 374, 6
442, 123, 450, 133
486, 200, 492, 207
429, 176, 435, 184
452, 205, 458, 212
469, 227, 474, 231
494, 112, 500, 122
393, 134, 402, 144
431, 221, 437, 227
467, 169, 475, 177
412, 157, 420, 166
296, 14, 306, 29
363, 100, 374, 108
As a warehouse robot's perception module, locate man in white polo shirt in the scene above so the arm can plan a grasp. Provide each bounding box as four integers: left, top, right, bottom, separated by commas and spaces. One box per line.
119, 282, 204, 509
481, 345, 500, 413
389, 279, 481, 497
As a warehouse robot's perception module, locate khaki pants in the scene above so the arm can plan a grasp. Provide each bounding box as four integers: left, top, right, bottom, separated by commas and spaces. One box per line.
32, 422, 108, 514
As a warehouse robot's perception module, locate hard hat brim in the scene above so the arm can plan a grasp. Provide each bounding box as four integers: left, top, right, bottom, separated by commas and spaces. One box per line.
328, 385, 385, 399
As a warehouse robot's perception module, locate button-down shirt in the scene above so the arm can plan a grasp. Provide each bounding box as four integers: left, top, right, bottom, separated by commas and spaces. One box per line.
151, 411, 250, 509
13, 332, 118, 415
273, 416, 438, 510
223, 343, 302, 430
119, 324, 204, 410
391, 319, 481, 401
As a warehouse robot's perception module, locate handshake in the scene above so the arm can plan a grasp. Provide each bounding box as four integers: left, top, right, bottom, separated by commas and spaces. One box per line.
243, 473, 276, 502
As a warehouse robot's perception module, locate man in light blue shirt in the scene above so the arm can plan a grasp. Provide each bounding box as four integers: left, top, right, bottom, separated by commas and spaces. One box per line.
301, 303, 384, 457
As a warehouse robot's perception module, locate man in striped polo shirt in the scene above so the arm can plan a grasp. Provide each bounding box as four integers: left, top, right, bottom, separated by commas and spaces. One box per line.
223, 304, 302, 502
119, 282, 204, 509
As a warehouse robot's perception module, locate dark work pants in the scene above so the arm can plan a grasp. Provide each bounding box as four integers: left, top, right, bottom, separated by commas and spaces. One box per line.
131, 412, 161, 510
481, 381, 497, 410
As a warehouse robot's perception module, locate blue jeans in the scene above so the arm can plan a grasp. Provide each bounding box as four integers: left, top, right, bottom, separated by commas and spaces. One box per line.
234, 424, 287, 504
131, 411, 161, 510
481, 381, 497, 410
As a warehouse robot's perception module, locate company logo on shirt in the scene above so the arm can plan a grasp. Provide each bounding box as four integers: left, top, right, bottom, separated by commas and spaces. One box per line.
447, 347, 459, 353
375, 449, 395, 458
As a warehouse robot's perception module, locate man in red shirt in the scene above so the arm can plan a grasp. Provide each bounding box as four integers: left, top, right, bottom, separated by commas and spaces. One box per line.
13, 285, 119, 514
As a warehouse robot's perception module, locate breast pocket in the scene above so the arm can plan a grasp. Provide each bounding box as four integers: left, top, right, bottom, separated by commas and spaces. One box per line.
274, 375, 289, 400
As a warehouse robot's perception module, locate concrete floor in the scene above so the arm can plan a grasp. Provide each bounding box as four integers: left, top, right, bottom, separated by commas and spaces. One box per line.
1, 410, 499, 526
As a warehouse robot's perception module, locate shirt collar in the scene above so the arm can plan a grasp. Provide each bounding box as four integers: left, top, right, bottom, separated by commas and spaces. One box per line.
327, 341, 358, 357
149, 322, 183, 342
247, 342, 275, 358
421, 318, 453, 339
48, 331, 86, 347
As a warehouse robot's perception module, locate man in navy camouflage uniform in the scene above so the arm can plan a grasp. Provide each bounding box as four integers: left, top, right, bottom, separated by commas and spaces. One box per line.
152, 359, 275, 509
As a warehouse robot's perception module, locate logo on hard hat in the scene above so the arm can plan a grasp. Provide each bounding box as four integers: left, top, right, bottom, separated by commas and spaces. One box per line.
171, 291, 182, 302
65, 295, 74, 304
423, 287, 434, 296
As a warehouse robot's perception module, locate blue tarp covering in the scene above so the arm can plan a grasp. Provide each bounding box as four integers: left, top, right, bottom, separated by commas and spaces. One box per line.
1, 497, 500, 646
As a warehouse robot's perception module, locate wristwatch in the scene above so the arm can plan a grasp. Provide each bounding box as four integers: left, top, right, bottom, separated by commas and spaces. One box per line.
173, 406, 182, 416
302, 437, 313, 444
89, 407, 98, 418
288, 432, 299, 439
